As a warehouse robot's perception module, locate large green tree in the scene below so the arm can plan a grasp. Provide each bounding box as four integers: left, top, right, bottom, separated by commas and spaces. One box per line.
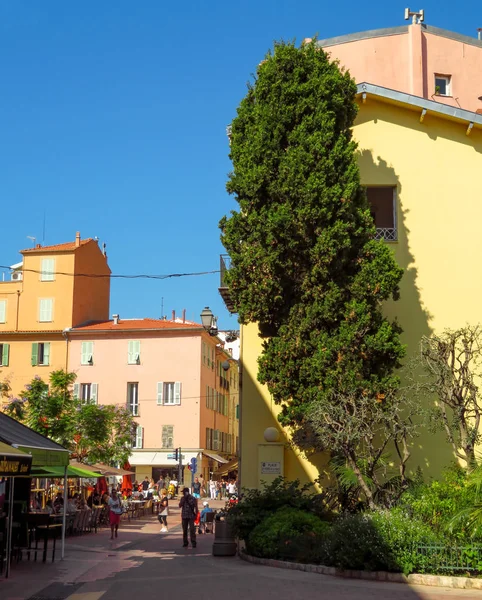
5, 370, 135, 466
220, 40, 408, 508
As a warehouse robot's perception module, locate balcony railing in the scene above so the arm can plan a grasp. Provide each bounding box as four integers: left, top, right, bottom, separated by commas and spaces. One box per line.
219, 254, 236, 313
375, 227, 397, 242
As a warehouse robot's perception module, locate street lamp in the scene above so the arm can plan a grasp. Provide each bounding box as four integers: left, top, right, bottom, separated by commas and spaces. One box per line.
200, 306, 218, 336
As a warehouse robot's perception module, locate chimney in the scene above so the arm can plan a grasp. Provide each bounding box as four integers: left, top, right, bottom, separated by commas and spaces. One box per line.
75, 232, 81, 248
112, 314, 120, 325
36, 244, 41, 249
478, 28, 482, 41
182, 309, 186, 323
172, 310, 176, 321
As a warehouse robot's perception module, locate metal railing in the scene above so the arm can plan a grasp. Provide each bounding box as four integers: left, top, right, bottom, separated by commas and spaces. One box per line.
220, 254, 231, 288
414, 543, 482, 573
375, 227, 398, 241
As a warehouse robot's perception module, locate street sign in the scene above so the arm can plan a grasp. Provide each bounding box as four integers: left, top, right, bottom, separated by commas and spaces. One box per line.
167, 454, 185, 460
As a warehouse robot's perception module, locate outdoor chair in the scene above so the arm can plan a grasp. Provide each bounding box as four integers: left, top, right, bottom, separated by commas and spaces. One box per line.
71, 510, 82, 535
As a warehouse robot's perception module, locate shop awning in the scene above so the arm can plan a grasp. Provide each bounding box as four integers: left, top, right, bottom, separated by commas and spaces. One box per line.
0, 441, 32, 476
0, 413, 69, 467
129, 450, 199, 466
215, 458, 239, 476
203, 451, 229, 464
30, 464, 102, 478
89, 463, 134, 476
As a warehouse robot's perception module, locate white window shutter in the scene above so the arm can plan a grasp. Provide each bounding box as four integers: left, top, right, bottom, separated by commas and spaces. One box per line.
73, 383, 80, 399
39, 298, 53, 322
43, 342, 51, 365
134, 340, 140, 363
128, 341, 134, 364
174, 382, 181, 405
81, 341, 94, 365
40, 258, 55, 281
136, 425, 143, 448
157, 382, 163, 405
0, 300, 6, 323
91, 383, 98, 404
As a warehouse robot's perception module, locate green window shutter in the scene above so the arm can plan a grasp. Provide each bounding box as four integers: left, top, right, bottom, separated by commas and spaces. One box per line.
91, 383, 98, 404
31, 343, 39, 366
174, 382, 181, 405
236, 404, 239, 419
43, 343, 51, 365
202, 342, 206, 365
2, 344, 9, 366
156, 382, 163, 405
73, 383, 80, 399
206, 385, 209, 408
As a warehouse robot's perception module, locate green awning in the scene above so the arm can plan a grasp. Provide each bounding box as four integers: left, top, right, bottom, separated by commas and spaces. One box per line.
30, 465, 102, 478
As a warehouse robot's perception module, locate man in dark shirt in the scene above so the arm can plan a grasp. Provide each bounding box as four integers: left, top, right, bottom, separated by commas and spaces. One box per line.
142, 477, 149, 498
179, 487, 198, 548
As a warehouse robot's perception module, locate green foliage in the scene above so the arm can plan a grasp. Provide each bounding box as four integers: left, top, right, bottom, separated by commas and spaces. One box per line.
227, 477, 333, 542
5, 370, 135, 465
248, 506, 330, 563
325, 510, 438, 574
220, 39, 408, 508
400, 465, 478, 542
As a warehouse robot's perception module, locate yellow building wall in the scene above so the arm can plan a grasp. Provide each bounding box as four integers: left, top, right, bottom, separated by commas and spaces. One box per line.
240, 99, 482, 488
0, 335, 67, 397
72, 242, 110, 326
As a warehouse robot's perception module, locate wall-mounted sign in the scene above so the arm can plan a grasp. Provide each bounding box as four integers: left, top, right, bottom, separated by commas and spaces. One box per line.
0, 454, 32, 476
260, 461, 281, 475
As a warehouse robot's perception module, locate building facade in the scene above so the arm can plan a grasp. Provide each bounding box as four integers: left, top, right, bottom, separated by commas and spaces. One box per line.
0, 233, 110, 396
67, 317, 239, 482
222, 19, 482, 489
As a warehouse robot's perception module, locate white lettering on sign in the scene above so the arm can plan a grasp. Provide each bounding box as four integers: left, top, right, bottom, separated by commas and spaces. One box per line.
260, 461, 281, 475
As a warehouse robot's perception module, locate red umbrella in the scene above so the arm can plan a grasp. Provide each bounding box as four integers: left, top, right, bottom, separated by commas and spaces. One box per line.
95, 476, 108, 495
122, 462, 133, 493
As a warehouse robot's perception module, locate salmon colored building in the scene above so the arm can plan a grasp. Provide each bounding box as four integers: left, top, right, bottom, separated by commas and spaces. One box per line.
0, 233, 110, 396
67, 316, 239, 482
316, 15, 482, 113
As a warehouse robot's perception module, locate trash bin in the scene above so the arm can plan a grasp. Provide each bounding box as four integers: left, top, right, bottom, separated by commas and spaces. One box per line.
212, 520, 237, 557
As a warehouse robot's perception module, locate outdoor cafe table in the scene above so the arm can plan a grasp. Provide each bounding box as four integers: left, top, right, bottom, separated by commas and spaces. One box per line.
127, 500, 145, 519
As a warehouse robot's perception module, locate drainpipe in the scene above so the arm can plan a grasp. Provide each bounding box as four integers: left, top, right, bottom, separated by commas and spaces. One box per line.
15, 290, 20, 332
62, 328, 71, 374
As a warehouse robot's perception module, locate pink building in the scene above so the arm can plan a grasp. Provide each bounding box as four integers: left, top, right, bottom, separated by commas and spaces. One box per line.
316, 17, 482, 112
66, 316, 239, 483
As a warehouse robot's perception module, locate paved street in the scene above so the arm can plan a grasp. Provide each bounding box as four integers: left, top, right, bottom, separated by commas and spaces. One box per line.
2, 503, 481, 600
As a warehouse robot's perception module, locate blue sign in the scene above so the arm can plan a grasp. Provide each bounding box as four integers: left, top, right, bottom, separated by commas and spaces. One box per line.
190, 457, 197, 473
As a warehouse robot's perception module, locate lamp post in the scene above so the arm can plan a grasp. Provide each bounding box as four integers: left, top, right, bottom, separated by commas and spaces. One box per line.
200, 306, 218, 336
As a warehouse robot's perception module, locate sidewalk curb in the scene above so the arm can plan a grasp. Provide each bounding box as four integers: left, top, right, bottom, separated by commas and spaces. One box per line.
240, 552, 482, 589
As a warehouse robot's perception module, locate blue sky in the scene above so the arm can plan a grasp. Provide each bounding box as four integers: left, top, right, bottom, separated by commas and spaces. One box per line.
0, 1, 479, 328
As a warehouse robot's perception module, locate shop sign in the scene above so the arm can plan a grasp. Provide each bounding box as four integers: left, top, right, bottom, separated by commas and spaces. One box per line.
260, 461, 281, 475
0, 454, 32, 476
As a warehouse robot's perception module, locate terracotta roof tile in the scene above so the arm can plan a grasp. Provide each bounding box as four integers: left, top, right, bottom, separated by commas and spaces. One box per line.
71, 319, 204, 332
21, 239, 93, 254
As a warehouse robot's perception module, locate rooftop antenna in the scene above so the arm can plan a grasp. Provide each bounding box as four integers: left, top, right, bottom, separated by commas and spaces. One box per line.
42, 211, 46, 245
161, 297, 164, 319
26, 236, 36, 247
404, 8, 425, 24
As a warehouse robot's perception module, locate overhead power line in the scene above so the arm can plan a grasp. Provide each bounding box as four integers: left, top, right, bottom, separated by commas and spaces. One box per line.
0, 265, 220, 280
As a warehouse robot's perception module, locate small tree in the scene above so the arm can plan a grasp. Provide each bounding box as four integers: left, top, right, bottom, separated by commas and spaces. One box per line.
220, 40, 406, 508
419, 325, 482, 467
5, 370, 136, 465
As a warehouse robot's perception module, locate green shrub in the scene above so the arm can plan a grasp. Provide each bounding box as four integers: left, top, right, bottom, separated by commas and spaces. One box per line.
248, 506, 331, 563
399, 465, 478, 542
227, 477, 333, 542
325, 509, 439, 574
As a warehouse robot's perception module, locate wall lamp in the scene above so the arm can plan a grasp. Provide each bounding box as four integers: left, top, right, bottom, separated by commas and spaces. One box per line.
200, 306, 218, 336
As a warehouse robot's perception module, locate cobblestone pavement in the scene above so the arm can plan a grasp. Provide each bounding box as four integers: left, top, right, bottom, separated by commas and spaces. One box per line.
2, 501, 481, 600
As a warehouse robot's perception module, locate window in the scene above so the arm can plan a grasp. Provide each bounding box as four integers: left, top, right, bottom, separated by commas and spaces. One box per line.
31, 342, 50, 366
0, 343, 9, 367
206, 427, 213, 450
235, 404, 239, 420
40, 258, 55, 281
0, 300, 6, 323
133, 425, 144, 449
156, 381, 181, 405
366, 187, 397, 241
38, 298, 54, 322
81, 341, 94, 365
162, 425, 174, 448
435, 74, 451, 96
212, 429, 220, 450
128, 340, 141, 365
127, 382, 139, 416
73, 383, 98, 404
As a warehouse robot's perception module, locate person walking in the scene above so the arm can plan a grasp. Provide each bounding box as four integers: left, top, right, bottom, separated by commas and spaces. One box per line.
108, 490, 123, 540
192, 476, 202, 499
209, 479, 217, 500
141, 476, 150, 498
179, 487, 198, 548
158, 488, 169, 533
